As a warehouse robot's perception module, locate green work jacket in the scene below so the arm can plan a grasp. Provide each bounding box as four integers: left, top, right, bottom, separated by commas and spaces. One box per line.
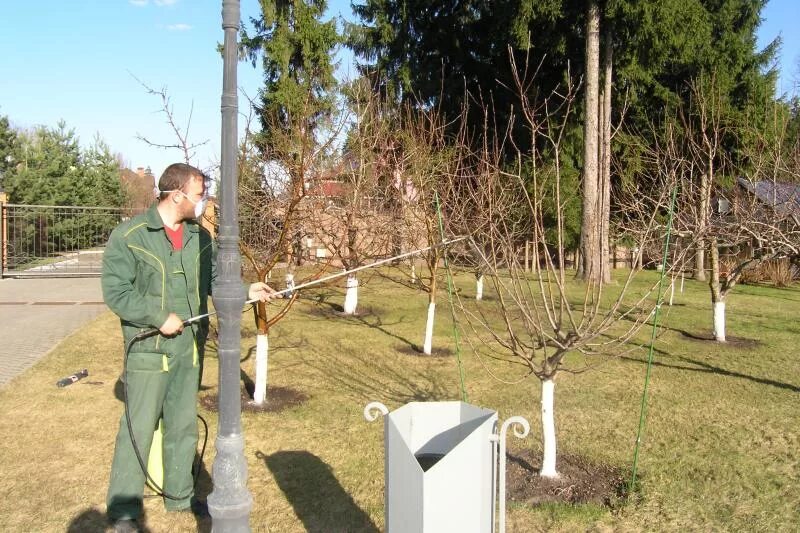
102, 205, 215, 354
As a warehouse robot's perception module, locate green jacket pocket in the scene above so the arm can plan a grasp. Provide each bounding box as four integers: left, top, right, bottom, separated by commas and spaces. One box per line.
126, 352, 167, 373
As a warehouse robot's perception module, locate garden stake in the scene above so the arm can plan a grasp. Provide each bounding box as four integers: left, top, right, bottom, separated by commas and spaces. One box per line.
629, 184, 678, 493
434, 191, 468, 402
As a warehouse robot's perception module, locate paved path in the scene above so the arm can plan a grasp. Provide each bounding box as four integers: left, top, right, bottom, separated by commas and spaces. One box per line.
0, 277, 107, 388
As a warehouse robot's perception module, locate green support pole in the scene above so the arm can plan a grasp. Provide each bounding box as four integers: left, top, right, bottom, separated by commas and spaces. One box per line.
434, 191, 468, 402
629, 185, 678, 493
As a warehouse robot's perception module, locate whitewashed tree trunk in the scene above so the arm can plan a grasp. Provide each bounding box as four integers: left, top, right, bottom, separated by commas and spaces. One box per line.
343, 274, 359, 314
476, 275, 484, 301
669, 277, 675, 306
423, 302, 435, 355
713, 300, 726, 342
411, 263, 416, 283
253, 334, 269, 404
540, 378, 559, 478
285, 272, 294, 298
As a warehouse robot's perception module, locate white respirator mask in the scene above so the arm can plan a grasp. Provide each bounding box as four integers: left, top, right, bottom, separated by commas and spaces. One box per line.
160, 189, 209, 220
190, 195, 209, 219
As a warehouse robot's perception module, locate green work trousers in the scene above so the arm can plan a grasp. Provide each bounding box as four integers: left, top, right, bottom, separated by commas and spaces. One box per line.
106, 330, 199, 520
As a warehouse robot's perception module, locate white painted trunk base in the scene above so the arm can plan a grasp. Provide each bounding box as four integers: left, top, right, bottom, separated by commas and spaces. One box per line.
253, 334, 269, 404
540, 379, 559, 478
285, 273, 295, 298
476, 275, 484, 301
713, 301, 726, 342
411, 264, 416, 283
423, 302, 435, 355
669, 277, 675, 306
343, 274, 359, 314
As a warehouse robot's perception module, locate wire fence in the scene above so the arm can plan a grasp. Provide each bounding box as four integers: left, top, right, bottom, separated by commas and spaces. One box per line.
0, 204, 139, 277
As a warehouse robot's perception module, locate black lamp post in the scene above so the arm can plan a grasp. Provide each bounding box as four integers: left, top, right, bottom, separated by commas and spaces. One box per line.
207, 0, 253, 530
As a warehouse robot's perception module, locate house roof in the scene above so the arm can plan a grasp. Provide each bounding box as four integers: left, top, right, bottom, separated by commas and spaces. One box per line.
737, 177, 800, 218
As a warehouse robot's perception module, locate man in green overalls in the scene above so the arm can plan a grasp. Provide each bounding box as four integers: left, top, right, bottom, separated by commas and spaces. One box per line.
102, 163, 272, 531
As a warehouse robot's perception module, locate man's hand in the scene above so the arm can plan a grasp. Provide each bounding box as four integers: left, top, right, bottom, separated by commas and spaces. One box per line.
159, 313, 184, 336
248, 282, 276, 302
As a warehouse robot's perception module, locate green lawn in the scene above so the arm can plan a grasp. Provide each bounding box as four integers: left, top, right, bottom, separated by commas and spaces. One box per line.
0, 268, 797, 532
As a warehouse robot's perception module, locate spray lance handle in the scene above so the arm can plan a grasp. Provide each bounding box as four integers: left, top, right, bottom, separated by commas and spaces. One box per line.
56, 369, 89, 388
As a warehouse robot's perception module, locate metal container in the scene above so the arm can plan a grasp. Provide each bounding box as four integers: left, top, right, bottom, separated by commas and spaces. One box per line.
365, 401, 528, 533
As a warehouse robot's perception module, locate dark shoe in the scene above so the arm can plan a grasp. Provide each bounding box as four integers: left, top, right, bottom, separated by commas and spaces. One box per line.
189, 498, 210, 518
112, 518, 139, 533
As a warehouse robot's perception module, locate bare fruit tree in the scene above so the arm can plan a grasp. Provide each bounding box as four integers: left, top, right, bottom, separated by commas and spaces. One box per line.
237, 96, 339, 406
652, 85, 800, 342
307, 79, 398, 315
446, 61, 674, 478
699, 109, 799, 341
393, 104, 461, 355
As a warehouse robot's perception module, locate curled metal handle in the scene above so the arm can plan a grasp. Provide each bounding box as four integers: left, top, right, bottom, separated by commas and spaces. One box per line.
363, 401, 389, 422
501, 416, 530, 440
498, 416, 530, 533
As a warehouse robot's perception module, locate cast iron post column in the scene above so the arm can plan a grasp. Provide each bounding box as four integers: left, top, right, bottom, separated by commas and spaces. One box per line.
208, 1, 253, 530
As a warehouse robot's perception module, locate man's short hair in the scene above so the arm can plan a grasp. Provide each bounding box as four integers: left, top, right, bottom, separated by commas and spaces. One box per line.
157, 163, 207, 201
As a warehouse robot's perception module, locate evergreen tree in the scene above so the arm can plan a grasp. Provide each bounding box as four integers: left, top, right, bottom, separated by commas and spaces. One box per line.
4, 121, 125, 251
5, 121, 82, 206
240, 0, 341, 155
82, 136, 124, 208
0, 115, 18, 186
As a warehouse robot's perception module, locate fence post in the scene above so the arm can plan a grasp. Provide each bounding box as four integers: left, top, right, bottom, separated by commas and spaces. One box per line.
0, 191, 6, 278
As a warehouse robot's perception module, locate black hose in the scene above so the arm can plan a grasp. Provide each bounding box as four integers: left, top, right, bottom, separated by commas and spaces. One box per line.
123, 329, 208, 501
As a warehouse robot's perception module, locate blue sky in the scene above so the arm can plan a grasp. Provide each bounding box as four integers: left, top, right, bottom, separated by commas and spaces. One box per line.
0, 0, 797, 183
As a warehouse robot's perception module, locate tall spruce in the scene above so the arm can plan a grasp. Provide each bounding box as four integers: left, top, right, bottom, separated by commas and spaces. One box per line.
240, 0, 340, 156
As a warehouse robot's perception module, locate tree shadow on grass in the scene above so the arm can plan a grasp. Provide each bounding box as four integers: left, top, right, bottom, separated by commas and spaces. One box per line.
301, 344, 452, 405
258, 450, 379, 533
309, 299, 416, 349
620, 353, 800, 393
351, 312, 416, 350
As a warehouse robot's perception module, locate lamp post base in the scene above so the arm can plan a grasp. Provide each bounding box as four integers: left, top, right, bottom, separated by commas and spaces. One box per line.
208, 433, 253, 532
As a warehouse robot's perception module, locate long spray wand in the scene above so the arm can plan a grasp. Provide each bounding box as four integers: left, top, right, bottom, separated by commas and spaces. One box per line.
180, 235, 470, 328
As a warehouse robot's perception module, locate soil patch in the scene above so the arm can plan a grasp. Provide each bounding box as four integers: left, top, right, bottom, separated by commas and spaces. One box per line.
679, 331, 761, 349
505, 449, 627, 508
200, 386, 309, 414
395, 344, 454, 358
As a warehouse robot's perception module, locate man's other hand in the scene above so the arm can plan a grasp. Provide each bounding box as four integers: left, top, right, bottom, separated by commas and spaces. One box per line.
159, 313, 184, 336
248, 282, 276, 302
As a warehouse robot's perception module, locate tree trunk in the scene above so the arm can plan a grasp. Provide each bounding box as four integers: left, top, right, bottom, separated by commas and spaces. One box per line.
669, 275, 676, 306
708, 237, 726, 342
284, 272, 295, 298
343, 273, 359, 314
253, 333, 269, 404
599, 24, 613, 284
540, 378, 559, 478
579, 0, 601, 283
252, 300, 270, 405
423, 302, 436, 355
476, 274, 484, 301
695, 168, 711, 281
713, 300, 726, 342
